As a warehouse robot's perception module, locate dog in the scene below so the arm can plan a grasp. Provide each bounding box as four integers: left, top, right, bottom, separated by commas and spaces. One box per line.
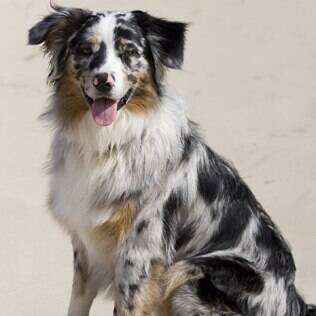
28, 4, 315, 316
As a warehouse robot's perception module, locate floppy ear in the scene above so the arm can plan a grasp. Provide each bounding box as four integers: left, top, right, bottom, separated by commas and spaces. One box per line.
28, 4, 92, 49
132, 11, 187, 69
28, 4, 92, 82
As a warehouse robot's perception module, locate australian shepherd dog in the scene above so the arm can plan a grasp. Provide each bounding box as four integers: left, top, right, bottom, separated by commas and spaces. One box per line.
28, 4, 315, 316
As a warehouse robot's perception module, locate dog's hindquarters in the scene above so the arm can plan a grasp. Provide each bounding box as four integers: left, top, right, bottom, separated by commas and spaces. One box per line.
164, 256, 258, 315
164, 255, 313, 316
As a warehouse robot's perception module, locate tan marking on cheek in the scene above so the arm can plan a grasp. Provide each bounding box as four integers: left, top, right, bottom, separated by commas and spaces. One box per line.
127, 74, 138, 85
86, 36, 101, 52
126, 72, 159, 115
55, 65, 88, 127
87, 36, 99, 46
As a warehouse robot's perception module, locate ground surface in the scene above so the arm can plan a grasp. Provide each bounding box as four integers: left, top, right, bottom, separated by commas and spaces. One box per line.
0, 0, 315, 315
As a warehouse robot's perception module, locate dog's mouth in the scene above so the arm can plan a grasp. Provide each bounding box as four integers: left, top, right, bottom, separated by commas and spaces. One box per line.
82, 88, 135, 127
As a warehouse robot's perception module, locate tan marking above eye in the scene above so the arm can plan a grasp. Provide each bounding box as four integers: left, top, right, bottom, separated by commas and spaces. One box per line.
85, 36, 101, 52
116, 38, 139, 52
116, 37, 128, 46
86, 36, 99, 45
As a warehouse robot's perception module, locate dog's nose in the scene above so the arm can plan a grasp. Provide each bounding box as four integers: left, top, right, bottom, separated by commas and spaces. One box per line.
92, 72, 115, 92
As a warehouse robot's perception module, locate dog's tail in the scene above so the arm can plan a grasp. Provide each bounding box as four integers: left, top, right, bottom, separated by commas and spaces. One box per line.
306, 305, 316, 316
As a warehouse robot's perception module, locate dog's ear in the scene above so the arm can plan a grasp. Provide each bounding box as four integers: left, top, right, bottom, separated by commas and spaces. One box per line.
28, 4, 93, 82
28, 3, 92, 49
132, 11, 187, 69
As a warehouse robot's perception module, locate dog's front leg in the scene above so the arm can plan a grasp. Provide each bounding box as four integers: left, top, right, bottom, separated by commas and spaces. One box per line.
67, 237, 98, 316
114, 212, 167, 316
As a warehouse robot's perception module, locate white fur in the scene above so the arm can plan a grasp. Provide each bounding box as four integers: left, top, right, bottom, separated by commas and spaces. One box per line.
248, 275, 288, 316
48, 86, 187, 310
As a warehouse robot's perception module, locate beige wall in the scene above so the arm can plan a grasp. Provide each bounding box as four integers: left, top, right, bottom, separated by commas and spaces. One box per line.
0, 0, 315, 315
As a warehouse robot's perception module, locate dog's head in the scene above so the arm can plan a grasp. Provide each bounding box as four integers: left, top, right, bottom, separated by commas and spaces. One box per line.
29, 4, 187, 127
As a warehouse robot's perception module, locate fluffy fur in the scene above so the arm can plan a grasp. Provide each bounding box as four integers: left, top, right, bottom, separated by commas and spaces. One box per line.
29, 4, 315, 316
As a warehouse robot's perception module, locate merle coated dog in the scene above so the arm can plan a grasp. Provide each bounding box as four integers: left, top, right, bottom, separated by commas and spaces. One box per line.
28, 4, 316, 316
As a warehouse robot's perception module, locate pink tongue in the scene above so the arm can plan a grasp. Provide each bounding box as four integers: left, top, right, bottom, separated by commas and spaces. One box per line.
91, 98, 118, 127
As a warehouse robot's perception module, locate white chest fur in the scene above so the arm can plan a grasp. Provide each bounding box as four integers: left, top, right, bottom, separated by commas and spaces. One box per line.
51, 149, 104, 228
49, 143, 119, 266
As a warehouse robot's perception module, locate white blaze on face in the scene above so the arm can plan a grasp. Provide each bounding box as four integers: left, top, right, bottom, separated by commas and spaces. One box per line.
82, 13, 131, 127
87, 14, 129, 101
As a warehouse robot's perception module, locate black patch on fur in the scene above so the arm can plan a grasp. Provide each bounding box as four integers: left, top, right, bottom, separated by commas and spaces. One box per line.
136, 220, 149, 234
162, 193, 177, 242
181, 131, 198, 162
199, 200, 252, 255
182, 134, 194, 160
192, 256, 263, 313
125, 259, 135, 268
128, 283, 139, 298
208, 257, 264, 295
197, 167, 219, 205
255, 211, 296, 279
164, 192, 181, 213
89, 41, 106, 70
162, 192, 182, 252
144, 43, 162, 95
197, 147, 229, 204
162, 192, 201, 254
175, 222, 195, 251
132, 11, 187, 69
196, 278, 241, 313
114, 27, 142, 45
198, 145, 247, 205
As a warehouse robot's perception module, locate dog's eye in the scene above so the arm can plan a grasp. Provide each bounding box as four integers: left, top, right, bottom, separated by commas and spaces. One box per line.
80, 46, 93, 56
123, 48, 139, 58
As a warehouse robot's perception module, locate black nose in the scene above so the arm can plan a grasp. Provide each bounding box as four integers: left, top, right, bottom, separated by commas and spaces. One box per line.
92, 72, 115, 92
